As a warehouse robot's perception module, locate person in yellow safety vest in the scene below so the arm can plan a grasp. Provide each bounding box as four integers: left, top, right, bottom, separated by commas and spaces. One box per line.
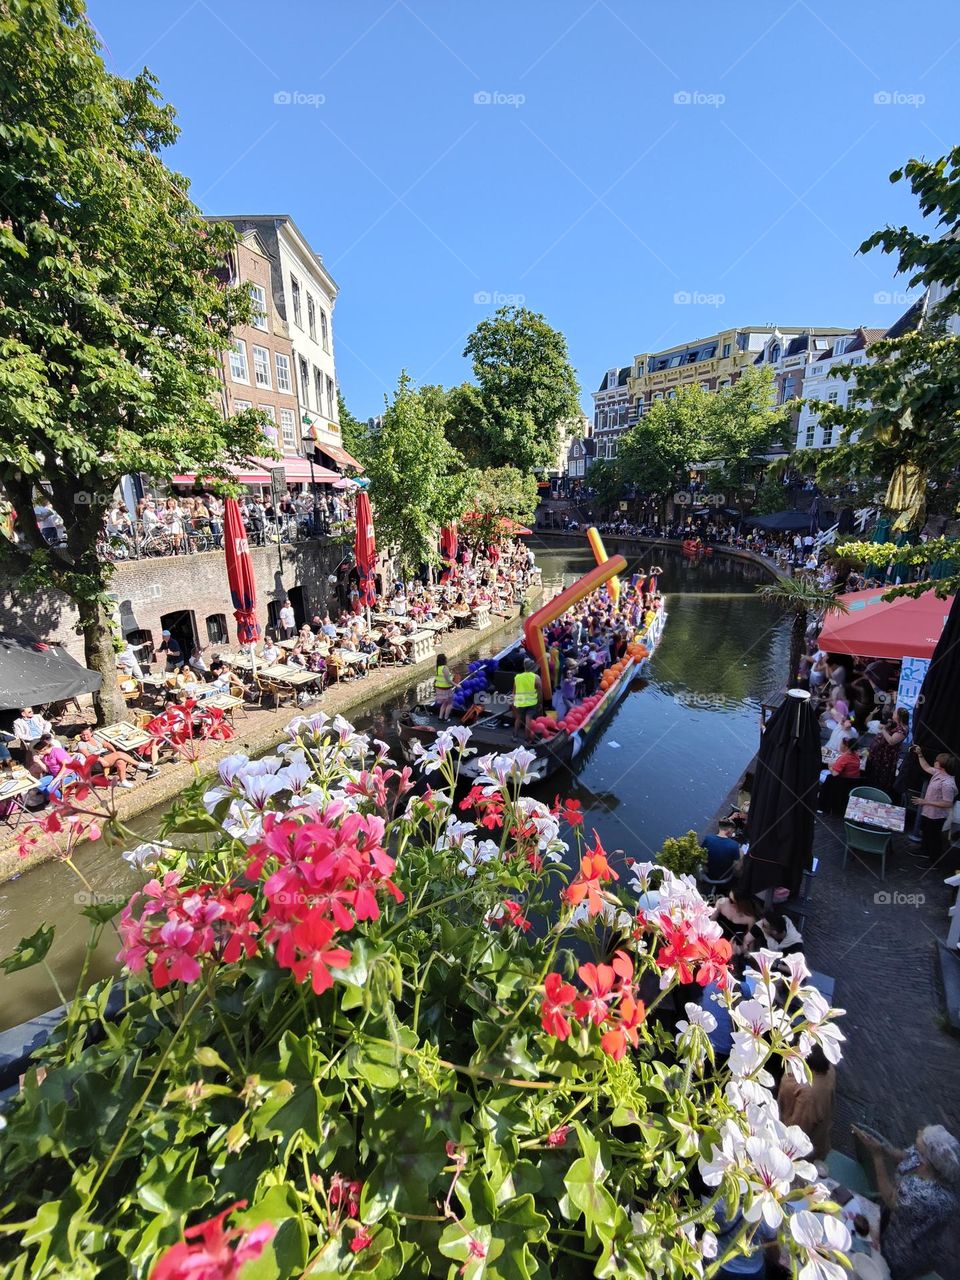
512, 659, 542, 739
434, 652, 457, 721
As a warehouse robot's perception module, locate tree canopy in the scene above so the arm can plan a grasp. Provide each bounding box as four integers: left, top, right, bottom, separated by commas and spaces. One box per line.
447, 307, 581, 473
362, 373, 469, 576
461, 465, 539, 548
0, 0, 268, 721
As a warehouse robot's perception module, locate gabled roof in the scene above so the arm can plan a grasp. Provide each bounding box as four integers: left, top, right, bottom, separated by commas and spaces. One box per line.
595, 366, 631, 393
883, 295, 927, 341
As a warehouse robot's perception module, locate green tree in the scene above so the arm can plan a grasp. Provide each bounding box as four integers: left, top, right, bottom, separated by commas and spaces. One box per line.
336, 390, 368, 462
450, 307, 581, 472
707, 367, 793, 491
363, 373, 469, 576
824, 147, 960, 594
585, 458, 624, 514
759, 575, 847, 688
618, 385, 711, 513
0, 0, 268, 723
463, 465, 539, 548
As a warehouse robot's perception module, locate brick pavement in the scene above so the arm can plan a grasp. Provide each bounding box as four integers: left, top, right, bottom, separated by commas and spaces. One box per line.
800, 809, 960, 1156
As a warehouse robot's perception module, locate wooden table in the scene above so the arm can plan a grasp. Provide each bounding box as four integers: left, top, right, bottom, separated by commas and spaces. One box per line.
0, 772, 38, 827
204, 693, 245, 716
97, 721, 153, 751
844, 795, 906, 832
268, 668, 319, 688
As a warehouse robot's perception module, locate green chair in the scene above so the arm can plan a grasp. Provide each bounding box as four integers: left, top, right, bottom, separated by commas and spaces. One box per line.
843, 821, 891, 880
824, 1149, 874, 1198
850, 785, 892, 803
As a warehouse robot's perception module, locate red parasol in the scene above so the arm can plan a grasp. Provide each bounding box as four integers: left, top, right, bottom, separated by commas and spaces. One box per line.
440, 523, 458, 563
817, 588, 954, 659
224, 497, 260, 645
353, 490, 377, 606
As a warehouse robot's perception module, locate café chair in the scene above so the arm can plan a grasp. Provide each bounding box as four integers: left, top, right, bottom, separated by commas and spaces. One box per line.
842, 821, 891, 881
850, 785, 892, 804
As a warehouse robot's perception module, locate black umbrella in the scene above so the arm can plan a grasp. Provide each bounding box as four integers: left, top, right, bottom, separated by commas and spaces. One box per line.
896, 593, 960, 797
0, 635, 101, 711
741, 689, 821, 899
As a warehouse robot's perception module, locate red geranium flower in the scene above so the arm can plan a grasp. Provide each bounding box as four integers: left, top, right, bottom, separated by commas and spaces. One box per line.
541, 971, 577, 1039
288, 915, 351, 995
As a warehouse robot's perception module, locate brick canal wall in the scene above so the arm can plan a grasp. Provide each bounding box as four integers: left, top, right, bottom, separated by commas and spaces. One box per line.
1, 540, 350, 662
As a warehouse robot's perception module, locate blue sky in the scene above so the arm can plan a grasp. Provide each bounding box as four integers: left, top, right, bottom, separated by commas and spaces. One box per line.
88, 0, 960, 419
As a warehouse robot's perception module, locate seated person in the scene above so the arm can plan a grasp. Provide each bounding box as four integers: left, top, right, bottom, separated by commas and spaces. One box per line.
212, 664, 248, 698
777, 1043, 835, 1161
320, 615, 338, 640
261, 639, 280, 665
852, 1123, 960, 1280
31, 734, 80, 799
74, 726, 157, 785
750, 909, 803, 955
13, 706, 53, 749
188, 643, 209, 675
817, 735, 861, 814
700, 820, 742, 882
709, 880, 760, 945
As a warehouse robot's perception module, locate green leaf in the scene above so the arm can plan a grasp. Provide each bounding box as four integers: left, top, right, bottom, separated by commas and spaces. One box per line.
560, 1125, 618, 1242
1, 923, 54, 974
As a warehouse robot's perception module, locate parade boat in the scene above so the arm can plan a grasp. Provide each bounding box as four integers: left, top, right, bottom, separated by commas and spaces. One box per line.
396, 530, 667, 784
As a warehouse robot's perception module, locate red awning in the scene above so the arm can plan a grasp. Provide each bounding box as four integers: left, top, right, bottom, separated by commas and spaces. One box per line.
171, 464, 272, 486
818, 589, 955, 660
279, 457, 340, 483
315, 441, 362, 471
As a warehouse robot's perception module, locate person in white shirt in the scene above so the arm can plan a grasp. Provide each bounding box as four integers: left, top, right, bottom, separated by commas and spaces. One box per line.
261, 640, 280, 665
188, 644, 209, 675
278, 600, 295, 640
117, 643, 144, 681
34, 503, 61, 545
14, 707, 53, 746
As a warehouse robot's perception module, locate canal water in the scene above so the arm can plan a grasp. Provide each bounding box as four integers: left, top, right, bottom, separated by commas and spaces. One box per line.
0, 544, 788, 1031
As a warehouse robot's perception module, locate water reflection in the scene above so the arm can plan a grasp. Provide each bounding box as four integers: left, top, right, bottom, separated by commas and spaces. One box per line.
0, 544, 787, 1030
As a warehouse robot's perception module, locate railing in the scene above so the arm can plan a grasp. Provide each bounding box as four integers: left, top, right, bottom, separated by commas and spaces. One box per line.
92, 514, 353, 562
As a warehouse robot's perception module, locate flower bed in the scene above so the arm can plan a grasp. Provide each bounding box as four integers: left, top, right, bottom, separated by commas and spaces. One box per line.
0, 714, 847, 1279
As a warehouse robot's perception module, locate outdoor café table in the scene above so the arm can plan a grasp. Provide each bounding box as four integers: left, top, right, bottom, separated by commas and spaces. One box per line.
204, 693, 245, 717
0, 772, 38, 828
334, 649, 368, 668
844, 795, 906, 832
97, 721, 152, 752
278, 638, 297, 651
267, 668, 317, 688
225, 654, 255, 672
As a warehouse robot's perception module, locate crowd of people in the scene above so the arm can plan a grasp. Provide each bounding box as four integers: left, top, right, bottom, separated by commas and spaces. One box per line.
7, 488, 358, 562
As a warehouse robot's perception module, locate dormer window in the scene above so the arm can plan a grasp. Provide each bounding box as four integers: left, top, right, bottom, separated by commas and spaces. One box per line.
834, 337, 849, 355
769, 343, 781, 364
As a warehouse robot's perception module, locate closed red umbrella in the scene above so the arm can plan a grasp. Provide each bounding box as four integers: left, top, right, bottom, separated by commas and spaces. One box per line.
224, 497, 260, 645
353, 490, 377, 606
440, 523, 458, 563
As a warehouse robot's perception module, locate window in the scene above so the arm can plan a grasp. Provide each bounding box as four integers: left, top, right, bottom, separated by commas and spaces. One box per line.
307, 294, 316, 341
834, 337, 848, 355
280, 407, 297, 448
666, 389, 676, 399
722, 343, 731, 358
685, 351, 698, 364
814, 338, 829, 350
259, 404, 278, 447
667, 354, 683, 367
781, 377, 796, 403
233, 398, 252, 411
769, 344, 781, 364
291, 276, 302, 327
275, 352, 292, 393
314, 367, 324, 414
299, 356, 310, 407
249, 284, 268, 331
252, 344, 271, 389
320, 309, 329, 352
206, 614, 228, 644
821, 424, 834, 446
701, 345, 717, 359
827, 390, 839, 404
804, 424, 816, 448
326, 375, 336, 419
229, 339, 249, 383
653, 391, 663, 401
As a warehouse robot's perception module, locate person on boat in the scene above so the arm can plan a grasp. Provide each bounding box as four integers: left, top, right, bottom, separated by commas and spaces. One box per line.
513, 659, 542, 739
434, 653, 457, 721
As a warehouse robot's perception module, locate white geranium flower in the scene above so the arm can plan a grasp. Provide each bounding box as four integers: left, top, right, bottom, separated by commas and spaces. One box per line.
699, 1119, 745, 1186
799, 989, 846, 1065
741, 1136, 795, 1227
728, 1033, 775, 1086
790, 1211, 851, 1280
122, 841, 170, 871
676, 1002, 717, 1039
437, 818, 477, 851
275, 759, 313, 795
457, 838, 499, 878
236, 773, 287, 811
627, 861, 657, 896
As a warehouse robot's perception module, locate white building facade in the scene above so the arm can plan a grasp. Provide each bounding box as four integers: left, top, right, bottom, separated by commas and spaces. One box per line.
218, 215, 358, 474
794, 329, 882, 451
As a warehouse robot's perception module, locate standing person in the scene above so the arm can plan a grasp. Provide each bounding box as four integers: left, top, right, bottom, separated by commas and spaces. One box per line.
864, 708, 909, 795
158, 629, 183, 673
207, 494, 224, 549
278, 599, 296, 640
434, 652, 457, 721
33, 497, 61, 545
912, 748, 958, 860
161, 497, 185, 554
512, 660, 541, 740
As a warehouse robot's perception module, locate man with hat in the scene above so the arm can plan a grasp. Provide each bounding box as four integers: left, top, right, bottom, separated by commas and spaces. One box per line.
158, 630, 183, 673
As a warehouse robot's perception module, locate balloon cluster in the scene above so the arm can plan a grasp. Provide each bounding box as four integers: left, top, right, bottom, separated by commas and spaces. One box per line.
451, 657, 498, 713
